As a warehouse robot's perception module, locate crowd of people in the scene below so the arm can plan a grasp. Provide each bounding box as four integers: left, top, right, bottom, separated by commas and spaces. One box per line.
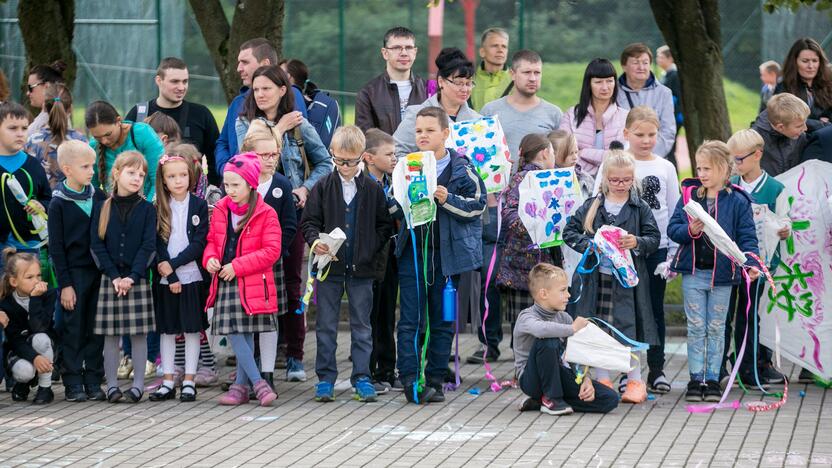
0, 26, 828, 416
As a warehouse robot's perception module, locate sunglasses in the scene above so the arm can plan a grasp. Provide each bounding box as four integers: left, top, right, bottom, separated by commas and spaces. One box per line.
333, 156, 362, 167
27, 82, 43, 93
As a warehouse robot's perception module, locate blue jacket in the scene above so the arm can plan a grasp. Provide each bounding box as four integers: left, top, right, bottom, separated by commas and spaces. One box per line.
668, 178, 760, 285
391, 149, 487, 276
215, 86, 307, 175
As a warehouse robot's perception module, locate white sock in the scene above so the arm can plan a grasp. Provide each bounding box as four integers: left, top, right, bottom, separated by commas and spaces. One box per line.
595, 369, 610, 381
159, 379, 174, 394
184, 333, 200, 376
182, 379, 195, 395
38, 372, 52, 388
627, 354, 642, 382
259, 331, 278, 373
160, 334, 176, 375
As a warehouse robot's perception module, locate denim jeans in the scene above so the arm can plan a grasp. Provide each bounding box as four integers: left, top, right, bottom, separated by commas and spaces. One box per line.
682, 270, 732, 382
396, 246, 456, 386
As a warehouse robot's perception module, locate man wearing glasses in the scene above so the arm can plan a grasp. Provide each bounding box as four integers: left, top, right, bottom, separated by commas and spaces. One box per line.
355, 27, 427, 135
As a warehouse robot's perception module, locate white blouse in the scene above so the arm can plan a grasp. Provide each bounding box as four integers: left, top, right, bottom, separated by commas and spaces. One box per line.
162, 194, 202, 285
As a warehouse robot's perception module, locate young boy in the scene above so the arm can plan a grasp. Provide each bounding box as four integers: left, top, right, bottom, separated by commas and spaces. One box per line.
723, 129, 790, 387
751, 93, 810, 176
514, 263, 619, 415
300, 125, 393, 402
391, 106, 487, 404
0, 102, 51, 263
363, 128, 400, 392
47, 140, 107, 401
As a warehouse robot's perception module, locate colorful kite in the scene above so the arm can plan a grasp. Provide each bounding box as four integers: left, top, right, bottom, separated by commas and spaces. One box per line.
392, 151, 438, 228
448, 116, 512, 194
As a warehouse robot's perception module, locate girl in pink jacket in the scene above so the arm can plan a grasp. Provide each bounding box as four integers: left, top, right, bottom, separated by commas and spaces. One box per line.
560, 58, 629, 177
203, 152, 282, 406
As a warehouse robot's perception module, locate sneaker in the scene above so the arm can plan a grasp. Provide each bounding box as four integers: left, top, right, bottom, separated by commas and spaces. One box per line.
403, 382, 436, 404
390, 377, 404, 392
219, 384, 250, 405
194, 367, 219, 387
65, 385, 88, 402
372, 380, 391, 395
315, 381, 335, 402
253, 379, 277, 406
117, 356, 133, 379
427, 385, 445, 403
275, 344, 287, 369
518, 397, 541, 412
466, 346, 500, 364
286, 357, 307, 382
11, 382, 30, 401
798, 368, 815, 383
540, 396, 573, 415
32, 386, 54, 405
704, 380, 722, 402
759, 365, 786, 385
685, 381, 704, 402
621, 380, 648, 404
85, 385, 106, 401
144, 361, 157, 379
354, 377, 378, 402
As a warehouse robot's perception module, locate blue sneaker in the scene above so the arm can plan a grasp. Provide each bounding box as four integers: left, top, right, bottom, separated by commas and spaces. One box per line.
315, 381, 334, 402
354, 377, 378, 402
286, 357, 307, 382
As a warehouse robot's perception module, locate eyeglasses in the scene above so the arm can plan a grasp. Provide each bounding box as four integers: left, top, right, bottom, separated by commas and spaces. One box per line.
332, 156, 363, 167
385, 46, 417, 54
26, 82, 43, 93
445, 78, 476, 89
734, 150, 756, 163
256, 152, 279, 160
608, 177, 634, 186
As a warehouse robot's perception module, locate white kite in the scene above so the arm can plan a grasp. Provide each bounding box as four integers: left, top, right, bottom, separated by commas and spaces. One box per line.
563, 322, 633, 373
683, 200, 747, 264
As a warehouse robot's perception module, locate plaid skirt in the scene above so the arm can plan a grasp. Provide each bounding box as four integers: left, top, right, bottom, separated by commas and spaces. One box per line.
274, 258, 288, 316
503, 287, 535, 325
597, 273, 615, 325
211, 279, 277, 335
95, 276, 155, 336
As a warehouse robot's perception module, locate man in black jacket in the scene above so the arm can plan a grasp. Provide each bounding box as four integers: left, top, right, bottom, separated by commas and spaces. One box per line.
801, 124, 832, 164
354, 27, 427, 135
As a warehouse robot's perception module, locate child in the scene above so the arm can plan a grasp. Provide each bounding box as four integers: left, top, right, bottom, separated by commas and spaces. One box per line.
750, 93, 810, 176
362, 128, 399, 390
166, 142, 211, 202
145, 112, 181, 145
90, 151, 158, 403
497, 133, 563, 349
48, 140, 107, 401
668, 140, 761, 402
548, 129, 593, 198
390, 106, 486, 404
203, 152, 281, 406
723, 129, 790, 386
514, 263, 618, 415
149, 154, 209, 402
563, 150, 661, 404
613, 106, 680, 394
241, 120, 297, 388
0, 248, 58, 404
0, 102, 51, 261
301, 125, 393, 402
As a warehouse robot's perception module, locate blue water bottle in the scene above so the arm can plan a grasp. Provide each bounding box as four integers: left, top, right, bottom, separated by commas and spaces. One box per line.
442, 278, 457, 322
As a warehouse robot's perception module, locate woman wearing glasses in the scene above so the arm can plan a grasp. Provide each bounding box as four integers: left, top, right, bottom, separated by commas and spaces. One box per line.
26, 61, 66, 137
234, 64, 332, 383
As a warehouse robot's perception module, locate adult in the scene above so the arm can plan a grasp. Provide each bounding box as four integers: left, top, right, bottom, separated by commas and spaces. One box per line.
616, 43, 676, 158
355, 27, 427, 135
281, 58, 341, 148
26, 61, 66, 137
469, 28, 512, 111
560, 58, 628, 178
656, 45, 682, 165
774, 37, 832, 130
125, 57, 220, 184
759, 60, 781, 112
235, 64, 333, 383
215, 38, 307, 176
801, 122, 832, 164
481, 49, 562, 167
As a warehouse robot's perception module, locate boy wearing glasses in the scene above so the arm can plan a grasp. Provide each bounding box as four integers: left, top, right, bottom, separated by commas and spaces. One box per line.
300, 125, 393, 403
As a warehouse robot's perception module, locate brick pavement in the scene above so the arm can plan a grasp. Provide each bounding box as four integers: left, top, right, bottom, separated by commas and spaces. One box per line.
0, 333, 829, 467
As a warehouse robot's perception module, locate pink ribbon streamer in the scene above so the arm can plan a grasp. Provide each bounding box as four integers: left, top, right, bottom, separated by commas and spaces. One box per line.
482, 196, 504, 392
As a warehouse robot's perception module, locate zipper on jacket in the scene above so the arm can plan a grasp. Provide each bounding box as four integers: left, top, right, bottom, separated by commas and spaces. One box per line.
262, 273, 269, 304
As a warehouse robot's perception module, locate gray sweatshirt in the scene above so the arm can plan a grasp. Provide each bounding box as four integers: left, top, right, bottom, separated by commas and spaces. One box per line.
513, 303, 574, 378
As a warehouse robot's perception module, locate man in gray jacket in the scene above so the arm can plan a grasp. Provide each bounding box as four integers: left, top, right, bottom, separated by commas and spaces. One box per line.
616, 43, 677, 158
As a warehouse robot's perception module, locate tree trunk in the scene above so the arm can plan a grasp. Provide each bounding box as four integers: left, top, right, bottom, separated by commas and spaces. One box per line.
189, 0, 285, 104
17, 0, 76, 98
650, 0, 731, 162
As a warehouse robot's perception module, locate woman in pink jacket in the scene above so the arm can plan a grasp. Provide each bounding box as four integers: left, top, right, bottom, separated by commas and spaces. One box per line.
560, 58, 629, 177
203, 152, 282, 407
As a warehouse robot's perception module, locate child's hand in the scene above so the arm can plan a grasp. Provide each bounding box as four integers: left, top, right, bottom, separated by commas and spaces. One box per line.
572, 316, 589, 333
158, 261, 174, 277
170, 282, 182, 294
219, 263, 236, 281
434, 186, 448, 204
618, 234, 638, 250
206, 258, 222, 274
24, 200, 45, 215
748, 267, 761, 281
61, 286, 76, 311
778, 225, 791, 240
579, 378, 595, 402
112, 277, 123, 294
33, 355, 53, 374
120, 277, 134, 295
689, 219, 705, 235
0, 310, 8, 328
313, 243, 330, 255
30, 281, 48, 297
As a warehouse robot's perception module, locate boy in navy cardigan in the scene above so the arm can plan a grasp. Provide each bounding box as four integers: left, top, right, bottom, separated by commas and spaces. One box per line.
48, 141, 107, 401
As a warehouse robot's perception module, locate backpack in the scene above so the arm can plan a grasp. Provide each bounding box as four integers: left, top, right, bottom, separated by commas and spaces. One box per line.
305, 90, 340, 148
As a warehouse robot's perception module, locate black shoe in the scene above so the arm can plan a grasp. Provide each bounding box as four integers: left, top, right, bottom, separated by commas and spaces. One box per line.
466, 347, 500, 365
685, 381, 703, 402
403, 383, 436, 405
704, 380, 722, 402
540, 396, 573, 415
12, 382, 30, 401
179, 384, 197, 402
261, 372, 274, 390
107, 387, 123, 403
149, 384, 177, 401
738, 372, 770, 390
85, 385, 106, 401
124, 387, 143, 403
443, 368, 462, 384
798, 368, 814, 383
32, 386, 54, 405
428, 386, 445, 403
759, 365, 785, 385
519, 397, 541, 412
65, 385, 88, 402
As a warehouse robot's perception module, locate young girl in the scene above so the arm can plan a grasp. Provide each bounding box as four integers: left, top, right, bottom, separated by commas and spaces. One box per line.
668, 141, 761, 403
0, 248, 57, 404
166, 142, 211, 201
497, 133, 562, 348
149, 154, 209, 402
145, 112, 181, 145
562, 150, 661, 404
548, 130, 593, 198
90, 151, 157, 403
240, 120, 297, 389
203, 152, 281, 406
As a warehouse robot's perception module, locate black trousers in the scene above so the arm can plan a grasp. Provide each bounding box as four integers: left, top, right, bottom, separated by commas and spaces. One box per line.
60, 267, 104, 387
722, 278, 770, 377
370, 246, 398, 381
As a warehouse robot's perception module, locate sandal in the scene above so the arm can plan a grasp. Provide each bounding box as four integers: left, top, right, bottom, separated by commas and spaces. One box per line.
649, 373, 671, 394
107, 387, 123, 403
149, 384, 176, 401
618, 376, 628, 394
124, 387, 143, 403
179, 384, 197, 402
